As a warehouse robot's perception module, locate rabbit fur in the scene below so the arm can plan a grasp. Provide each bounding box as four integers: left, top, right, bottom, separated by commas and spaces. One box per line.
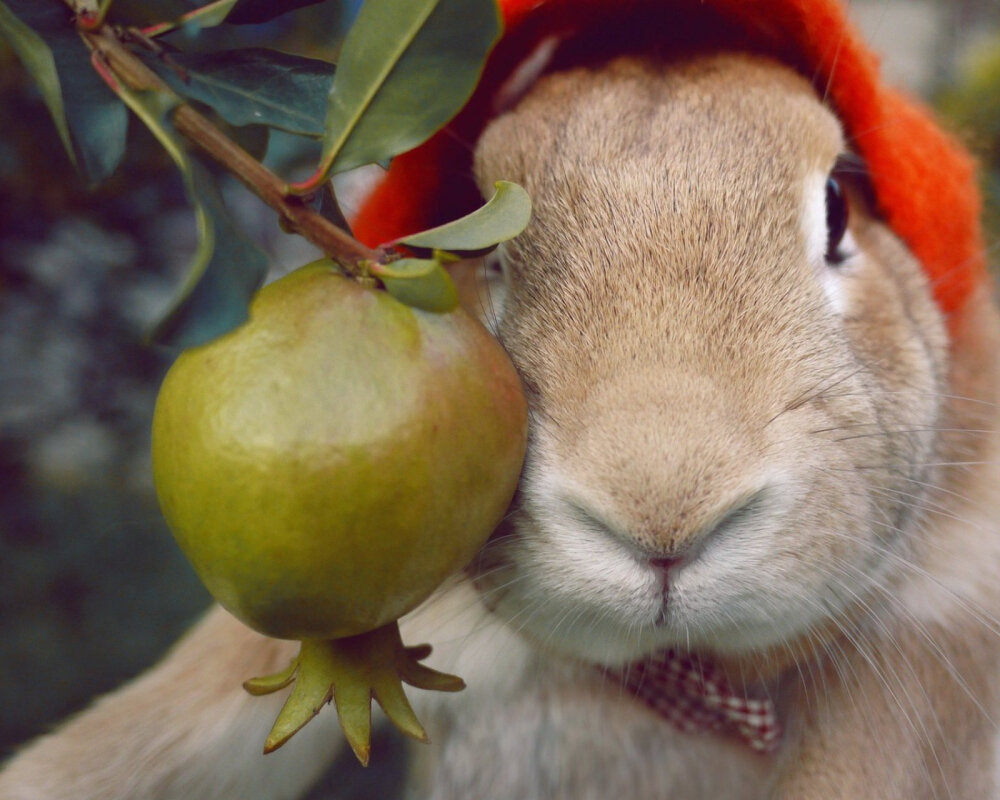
1, 52, 999, 800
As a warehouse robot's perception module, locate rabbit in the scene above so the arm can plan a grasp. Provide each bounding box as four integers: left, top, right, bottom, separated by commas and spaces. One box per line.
2, 47, 1000, 800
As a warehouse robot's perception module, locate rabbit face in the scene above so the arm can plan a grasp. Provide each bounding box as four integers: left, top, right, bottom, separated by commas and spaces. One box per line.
469, 54, 948, 665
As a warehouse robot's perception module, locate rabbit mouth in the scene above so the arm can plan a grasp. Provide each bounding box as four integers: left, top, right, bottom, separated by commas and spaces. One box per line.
464, 488, 899, 666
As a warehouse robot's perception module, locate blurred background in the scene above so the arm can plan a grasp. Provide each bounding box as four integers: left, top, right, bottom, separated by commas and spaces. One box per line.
0, 0, 998, 795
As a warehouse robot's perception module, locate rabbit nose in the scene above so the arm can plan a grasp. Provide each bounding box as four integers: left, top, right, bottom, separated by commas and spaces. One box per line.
648, 555, 683, 576
641, 487, 769, 559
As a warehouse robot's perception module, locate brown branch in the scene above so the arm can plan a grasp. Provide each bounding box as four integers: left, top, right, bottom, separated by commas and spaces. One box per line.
80, 25, 380, 274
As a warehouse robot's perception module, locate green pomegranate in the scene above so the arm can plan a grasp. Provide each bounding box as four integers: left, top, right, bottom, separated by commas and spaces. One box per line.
151, 259, 528, 762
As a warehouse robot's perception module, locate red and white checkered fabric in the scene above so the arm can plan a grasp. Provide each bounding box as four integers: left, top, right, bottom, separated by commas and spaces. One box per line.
612, 650, 782, 753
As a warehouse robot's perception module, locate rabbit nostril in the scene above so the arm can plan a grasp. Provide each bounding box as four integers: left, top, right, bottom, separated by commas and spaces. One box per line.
649, 556, 683, 574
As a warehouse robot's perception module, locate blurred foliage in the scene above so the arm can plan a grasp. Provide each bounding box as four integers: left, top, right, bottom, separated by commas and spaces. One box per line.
2, 0, 510, 350
935, 34, 1000, 251
0, 0, 353, 227
0, 0, 359, 760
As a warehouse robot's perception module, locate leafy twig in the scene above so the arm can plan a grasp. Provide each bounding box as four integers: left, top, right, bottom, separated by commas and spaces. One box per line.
140, 0, 239, 39
80, 24, 381, 276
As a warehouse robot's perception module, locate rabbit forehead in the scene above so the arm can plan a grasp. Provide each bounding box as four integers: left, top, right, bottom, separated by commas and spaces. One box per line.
476, 54, 845, 407
479, 53, 844, 184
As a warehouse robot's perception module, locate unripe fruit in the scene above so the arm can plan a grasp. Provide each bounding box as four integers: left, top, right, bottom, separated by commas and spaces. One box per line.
151, 260, 528, 760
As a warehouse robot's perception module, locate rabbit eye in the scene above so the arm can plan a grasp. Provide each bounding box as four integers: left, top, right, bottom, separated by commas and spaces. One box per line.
825, 176, 849, 264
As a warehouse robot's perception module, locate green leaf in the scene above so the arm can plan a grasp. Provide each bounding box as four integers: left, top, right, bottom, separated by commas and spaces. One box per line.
150, 162, 271, 348
0, 0, 75, 168
313, 184, 351, 233
397, 181, 531, 252
179, 0, 240, 29
371, 258, 459, 313
226, 122, 270, 162
146, 48, 334, 136
2, 0, 127, 184
111, 85, 268, 348
140, 0, 241, 36
56, 42, 128, 183
374, 257, 438, 280
225, 0, 327, 25
301, 0, 501, 188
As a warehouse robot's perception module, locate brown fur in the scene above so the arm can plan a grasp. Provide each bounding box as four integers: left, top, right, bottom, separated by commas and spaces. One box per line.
1, 53, 998, 800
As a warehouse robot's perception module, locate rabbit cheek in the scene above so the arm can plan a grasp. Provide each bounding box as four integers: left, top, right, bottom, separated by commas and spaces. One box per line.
471, 247, 945, 665
469, 431, 667, 664
759, 218, 948, 646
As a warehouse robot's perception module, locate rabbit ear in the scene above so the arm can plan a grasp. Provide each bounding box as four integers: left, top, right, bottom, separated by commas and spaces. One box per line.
493, 35, 563, 115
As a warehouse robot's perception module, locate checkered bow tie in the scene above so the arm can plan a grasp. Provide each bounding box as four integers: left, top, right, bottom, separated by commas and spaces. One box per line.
613, 649, 782, 753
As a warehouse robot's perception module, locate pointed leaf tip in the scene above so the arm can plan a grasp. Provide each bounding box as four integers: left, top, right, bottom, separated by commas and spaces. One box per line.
0, 0, 75, 168
303, 0, 501, 187
397, 181, 532, 252
372, 258, 459, 313
107, 85, 267, 349
1, 0, 128, 185
225, 0, 328, 25
146, 49, 335, 137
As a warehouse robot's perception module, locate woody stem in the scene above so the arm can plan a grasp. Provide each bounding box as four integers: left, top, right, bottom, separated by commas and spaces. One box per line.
79, 25, 380, 277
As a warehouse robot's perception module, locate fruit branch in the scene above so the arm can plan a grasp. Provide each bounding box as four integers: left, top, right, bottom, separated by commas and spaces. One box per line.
81, 24, 381, 275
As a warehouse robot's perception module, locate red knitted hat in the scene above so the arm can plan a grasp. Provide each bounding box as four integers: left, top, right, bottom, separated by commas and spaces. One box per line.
351, 0, 987, 322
